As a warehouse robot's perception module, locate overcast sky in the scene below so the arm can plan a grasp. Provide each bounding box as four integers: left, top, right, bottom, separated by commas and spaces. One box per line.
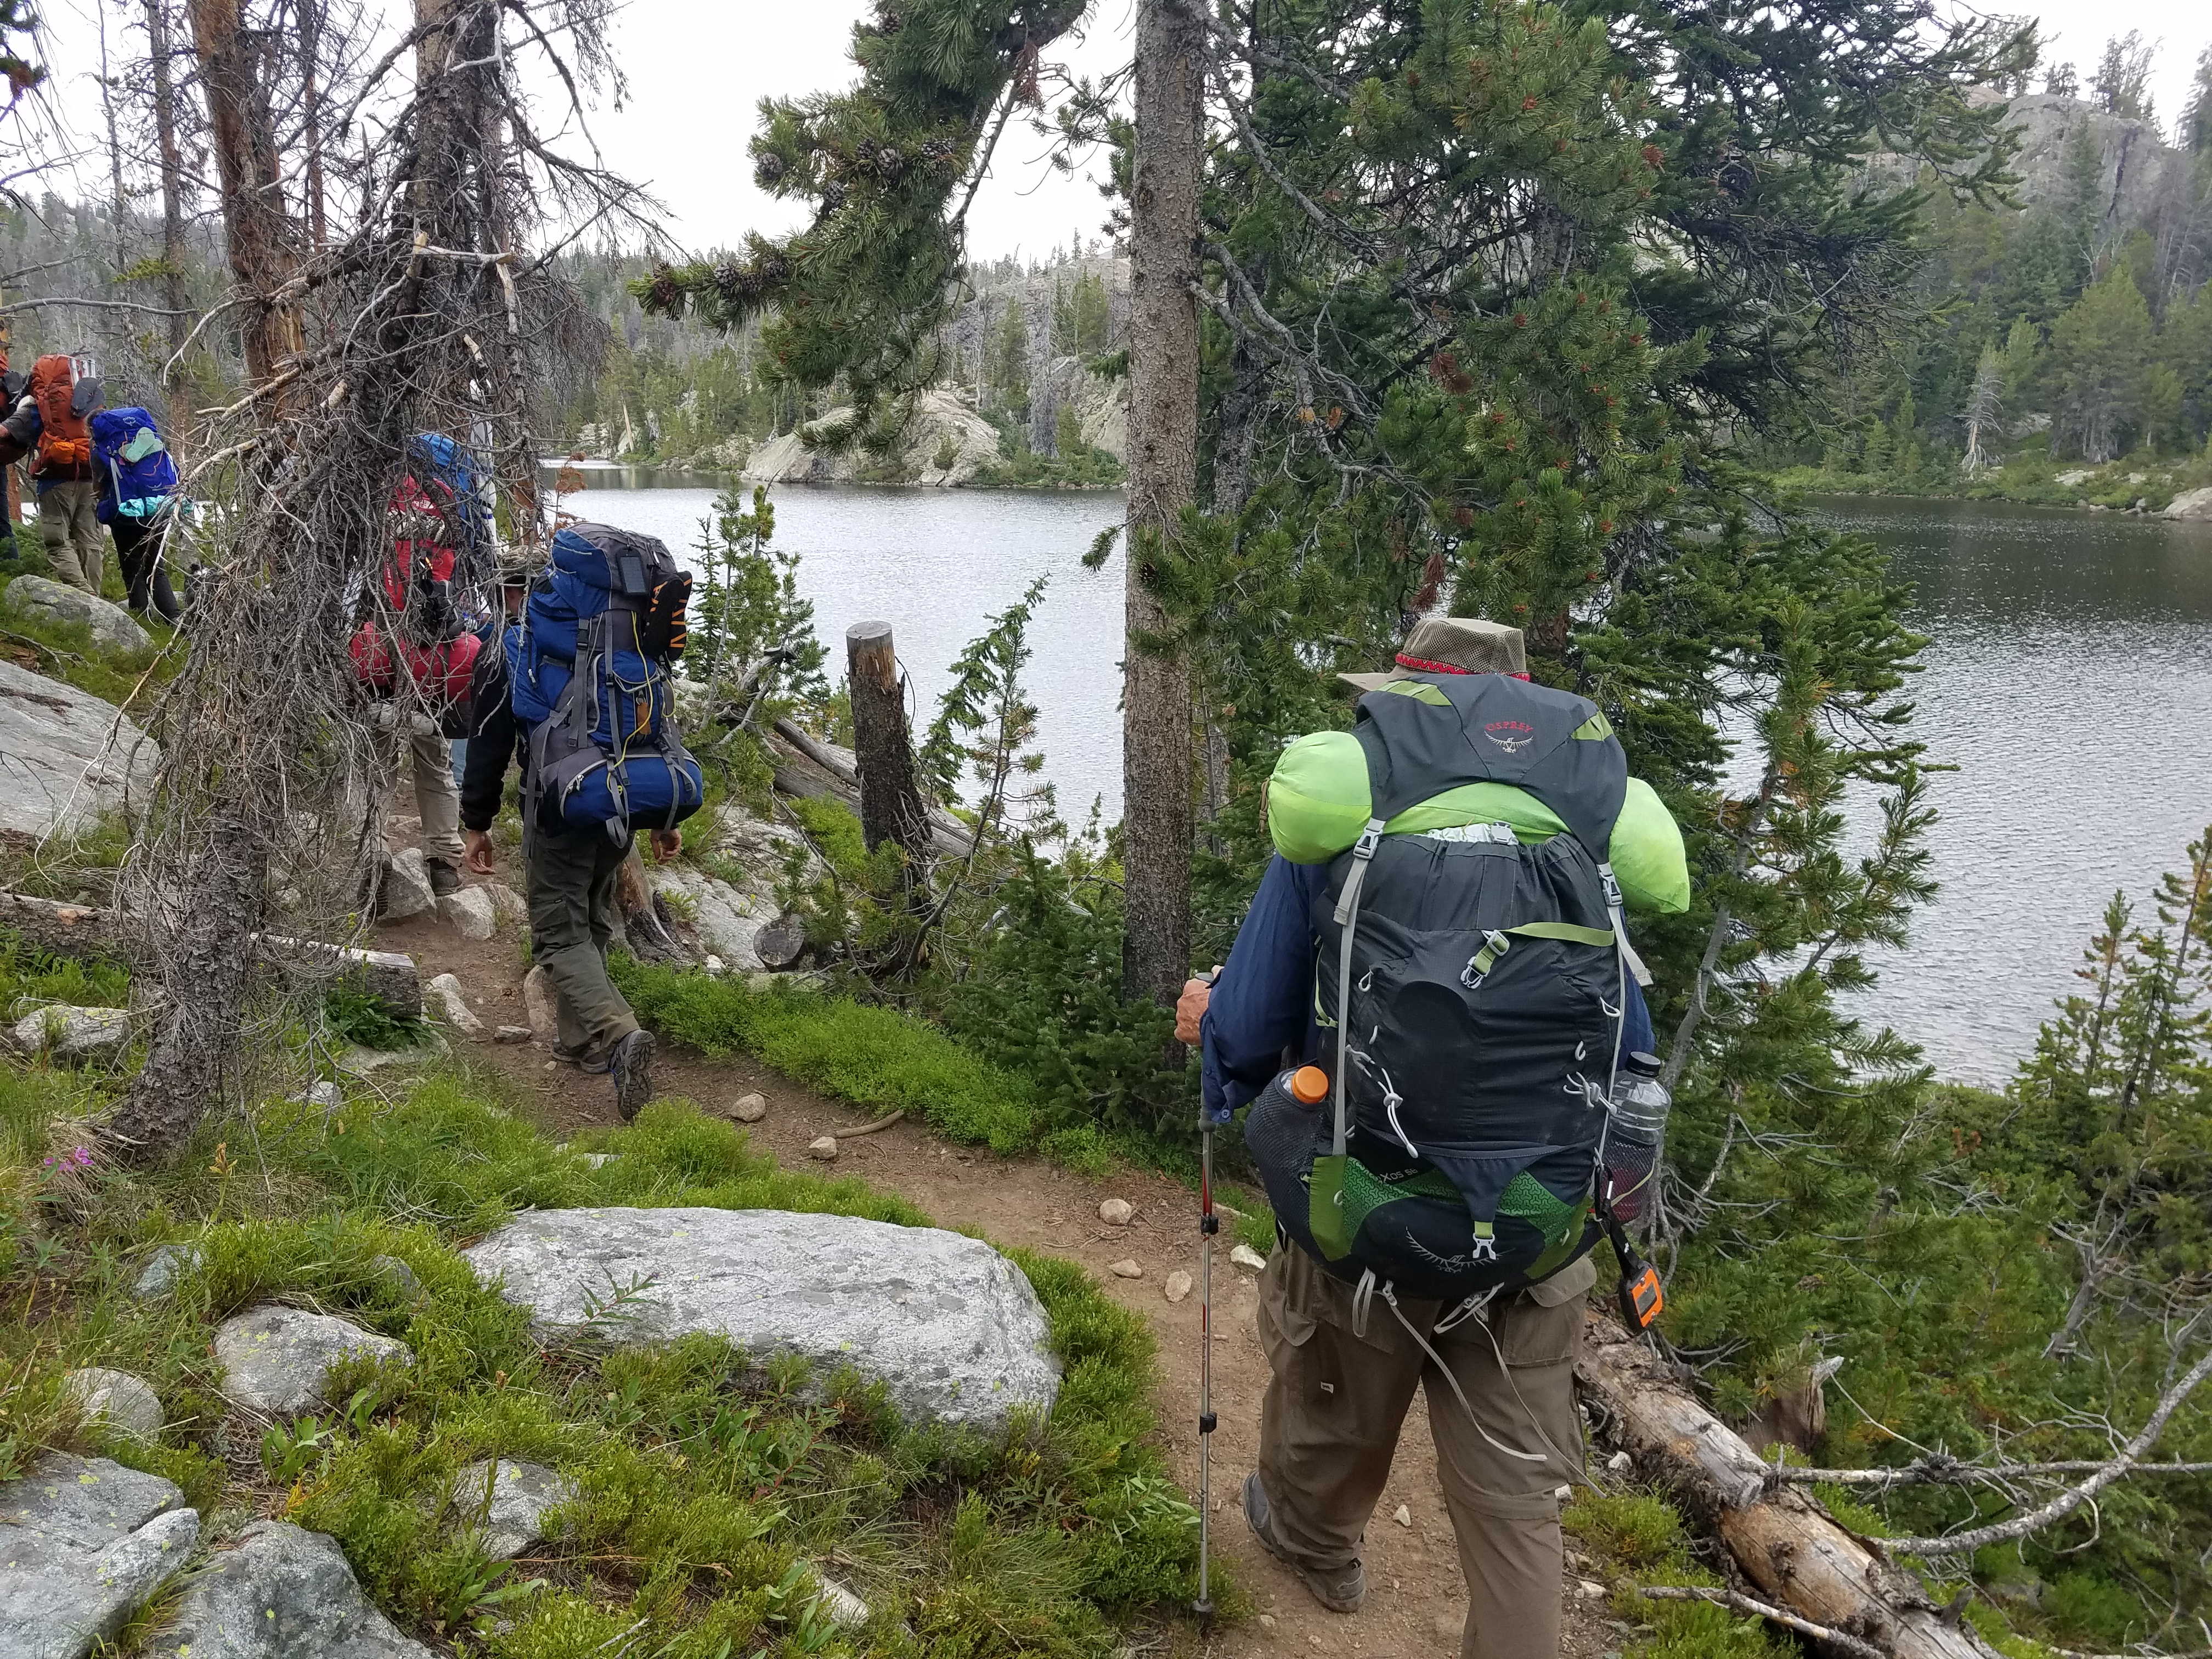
29, 0, 2212, 261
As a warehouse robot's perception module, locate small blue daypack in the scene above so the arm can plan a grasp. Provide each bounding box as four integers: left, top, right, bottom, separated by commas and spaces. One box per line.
88, 407, 180, 525
506, 522, 701, 842
406, 433, 493, 570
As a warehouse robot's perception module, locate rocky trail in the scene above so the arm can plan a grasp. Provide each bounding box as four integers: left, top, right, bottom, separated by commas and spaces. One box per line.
382, 899, 1628, 1659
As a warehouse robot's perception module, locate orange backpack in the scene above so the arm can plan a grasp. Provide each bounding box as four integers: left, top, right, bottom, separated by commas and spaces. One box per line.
31, 355, 91, 471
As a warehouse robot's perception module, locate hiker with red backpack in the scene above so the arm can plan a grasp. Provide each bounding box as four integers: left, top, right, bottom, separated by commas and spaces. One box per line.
1175, 617, 1690, 1659
460, 522, 701, 1121
351, 437, 495, 899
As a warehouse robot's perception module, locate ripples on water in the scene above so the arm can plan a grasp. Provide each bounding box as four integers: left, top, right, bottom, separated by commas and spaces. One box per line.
558, 472, 2212, 1086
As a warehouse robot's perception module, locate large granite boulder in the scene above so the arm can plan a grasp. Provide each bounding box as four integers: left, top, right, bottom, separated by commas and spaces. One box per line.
213, 1306, 413, 1415
0, 660, 160, 839
0, 1451, 200, 1659
463, 1208, 1059, 1436
145, 1521, 432, 1659
2165, 486, 2212, 521
1, 576, 151, 655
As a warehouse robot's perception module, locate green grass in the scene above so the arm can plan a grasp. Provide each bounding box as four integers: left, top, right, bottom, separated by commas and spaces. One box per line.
0, 1061, 1206, 1657
0, 569, 176, 711
614, 959, 1042, 1154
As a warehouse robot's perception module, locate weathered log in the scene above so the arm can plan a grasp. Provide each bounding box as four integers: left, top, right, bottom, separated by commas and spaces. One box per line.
843, 621, 933, 882
753, 912, 806, 971
766, 721, 973, 857
1578, 1315, 2001, 1659
0, 890, 422, 1023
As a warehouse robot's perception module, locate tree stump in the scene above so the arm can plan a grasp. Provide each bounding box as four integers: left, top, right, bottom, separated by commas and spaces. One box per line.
844, 621, 933, 884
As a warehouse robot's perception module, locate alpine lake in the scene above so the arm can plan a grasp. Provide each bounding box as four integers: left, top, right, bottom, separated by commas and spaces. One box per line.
550, 466, 2212, 1087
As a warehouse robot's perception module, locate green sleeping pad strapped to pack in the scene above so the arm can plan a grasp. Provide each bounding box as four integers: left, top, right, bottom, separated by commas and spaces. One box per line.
1267, 707, 1690, 914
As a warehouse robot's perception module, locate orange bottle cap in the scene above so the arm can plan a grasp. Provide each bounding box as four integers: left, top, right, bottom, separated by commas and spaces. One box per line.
1290, 1065, 1329, 1104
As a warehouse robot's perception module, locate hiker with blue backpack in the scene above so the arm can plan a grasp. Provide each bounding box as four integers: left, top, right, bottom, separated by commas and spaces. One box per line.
460, 522, 702, 1120
93, 404, 187, 623
1173, 616, 1690, 1659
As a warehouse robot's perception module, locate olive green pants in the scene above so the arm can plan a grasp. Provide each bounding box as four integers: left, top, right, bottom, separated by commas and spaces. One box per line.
38, 481, 103, 596
527, 826, 640, 1058
1255, 1242, 1593, 1659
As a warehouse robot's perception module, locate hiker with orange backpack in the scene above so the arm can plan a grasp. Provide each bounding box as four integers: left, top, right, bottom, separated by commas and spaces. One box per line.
19, 353, 106, 597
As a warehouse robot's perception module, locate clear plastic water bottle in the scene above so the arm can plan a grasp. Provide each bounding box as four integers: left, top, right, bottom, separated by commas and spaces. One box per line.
1601, 1050, 1671, 1223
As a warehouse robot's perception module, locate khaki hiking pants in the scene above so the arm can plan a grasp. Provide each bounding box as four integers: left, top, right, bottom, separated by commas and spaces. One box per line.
1256, 1241, 1595, 1659
528, 825, 640, 1059
38, 480, 103, 596
380, 721, 465, 870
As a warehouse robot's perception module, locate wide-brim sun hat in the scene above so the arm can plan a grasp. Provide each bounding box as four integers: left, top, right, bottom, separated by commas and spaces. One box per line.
1339, 615, 1528, 691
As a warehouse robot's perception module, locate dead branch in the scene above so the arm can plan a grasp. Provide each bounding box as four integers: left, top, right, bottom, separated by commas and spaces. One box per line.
1639, 1586, 1886, 1659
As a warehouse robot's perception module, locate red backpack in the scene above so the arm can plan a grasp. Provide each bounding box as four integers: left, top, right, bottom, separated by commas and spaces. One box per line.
349, 473, 481, 705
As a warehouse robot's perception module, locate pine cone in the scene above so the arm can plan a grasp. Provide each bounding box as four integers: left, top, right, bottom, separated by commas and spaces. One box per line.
920, 137, 956, 174
876, 4, 903, 31
876, 147, 904, 180
755, 151, 786, 187
758, 251, 791, 285
820, 182, 848, 215
646, 269, 681, 311
713, 259, 743, 292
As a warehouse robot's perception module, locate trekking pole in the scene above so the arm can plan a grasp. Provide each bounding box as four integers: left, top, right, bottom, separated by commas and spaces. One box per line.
1193, 969, 1224, 1621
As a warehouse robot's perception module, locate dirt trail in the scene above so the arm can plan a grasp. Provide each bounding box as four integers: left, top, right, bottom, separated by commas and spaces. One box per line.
381, 905, 1625, 1658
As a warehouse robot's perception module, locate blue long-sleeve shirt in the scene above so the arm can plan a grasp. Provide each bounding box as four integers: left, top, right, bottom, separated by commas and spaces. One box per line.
1199, 854, 1656, 1124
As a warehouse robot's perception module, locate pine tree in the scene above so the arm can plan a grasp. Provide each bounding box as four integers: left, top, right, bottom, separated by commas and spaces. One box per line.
2051, 270, 2155, 460
989, 296, 1030, 417
2089, 31, 2156, 122
2184, 46, 2212, 154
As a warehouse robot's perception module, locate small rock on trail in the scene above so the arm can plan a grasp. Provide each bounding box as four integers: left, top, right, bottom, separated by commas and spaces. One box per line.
436, 885, 496, 939
380, 850, 436, 921
148, 1520, 433, 1659
807, 1135, 837, 1160
213, 1306, 413, 1415
1164, 1271, 1193, 1304
1230, 1243, 1269, 1273
1097, 1198, 1133, 1226
731, 1092, 768, 1122
1108, 1259, 1143, 1279
424, 972, 484, 1038
522, 964, 559, 1044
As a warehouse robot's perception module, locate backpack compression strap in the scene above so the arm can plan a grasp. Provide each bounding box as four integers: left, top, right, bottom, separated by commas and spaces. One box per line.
1328, 817, 1387, 1159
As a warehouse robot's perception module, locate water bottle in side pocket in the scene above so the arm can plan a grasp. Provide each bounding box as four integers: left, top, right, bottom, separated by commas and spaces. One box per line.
1600, 1049, 1671, 1224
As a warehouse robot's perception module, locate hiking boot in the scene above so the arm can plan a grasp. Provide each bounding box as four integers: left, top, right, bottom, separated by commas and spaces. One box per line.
425, 858, 463, 897
551, 1042, 612, 1075
1243, 1472, 1364, 1613
610, 1028, 656, 1122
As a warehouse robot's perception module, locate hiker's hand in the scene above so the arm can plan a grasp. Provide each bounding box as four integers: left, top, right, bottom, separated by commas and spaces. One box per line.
462, 829, 496, 875
1175, 973, 1218, 1046
650, 828, 682, 862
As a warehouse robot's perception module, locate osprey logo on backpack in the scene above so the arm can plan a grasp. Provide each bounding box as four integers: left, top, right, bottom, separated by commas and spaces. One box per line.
1483, 719, 1536, 753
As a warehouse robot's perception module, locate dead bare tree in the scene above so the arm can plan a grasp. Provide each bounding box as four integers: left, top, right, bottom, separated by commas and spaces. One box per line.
105, 0, 648, 1163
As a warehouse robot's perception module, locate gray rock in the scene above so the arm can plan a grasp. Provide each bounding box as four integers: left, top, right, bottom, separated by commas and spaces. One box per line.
435, 887, 495, 940
61, 1368, 163, 1443
213, 1306, 413, 1415
463, 1207, 1059, 1436
133, 1243, 204, 1301
0, 660, 161, 840
522, 966, 558, 1045
492, 1025, 531, 1044
301, 1081, 344, 1110
649, 865, 773, 970
0, 1451, 199, 1659
422, 973, 483, 1039
812, 1572, 869, 1629
483, 881, 528, 929
731, 1093, 768, 1124
369, 1256, 421, 1297
2166, 486, 2212, 521
334, 1029, 446, 1080
379, 851, 435, 922
1, 575, 152, 655
8, 1006, 131, 1064
146, 1520, 433, 1659
444, 1459, 577, 1561
806, 1135, 838, 1161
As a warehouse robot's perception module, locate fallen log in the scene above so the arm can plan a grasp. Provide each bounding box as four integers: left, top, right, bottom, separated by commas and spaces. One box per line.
767, 720, 974, 857
0, 889, 421, 1023
1577, 1313, 2001, 1659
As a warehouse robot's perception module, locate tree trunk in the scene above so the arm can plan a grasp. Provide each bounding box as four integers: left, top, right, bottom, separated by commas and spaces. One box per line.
298, 0, 328, 248
1121, 0, 1203, 1011
1579, 1316, 2002, 1659
98, 4, 127, 278
844, 621, 933, 883
188, 0, 304, 391
144, 0, 192, 443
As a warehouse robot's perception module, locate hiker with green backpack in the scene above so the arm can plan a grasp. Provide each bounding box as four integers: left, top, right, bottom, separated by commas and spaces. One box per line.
1179, 616, 1688, 1658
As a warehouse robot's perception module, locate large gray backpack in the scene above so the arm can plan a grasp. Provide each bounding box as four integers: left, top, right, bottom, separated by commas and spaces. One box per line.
1246, 673, 1644, 1302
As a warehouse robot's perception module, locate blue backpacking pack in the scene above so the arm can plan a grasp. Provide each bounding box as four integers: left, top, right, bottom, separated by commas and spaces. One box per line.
407, 433, 493, 569
88, 407, 180, 525
506, 522, 702, 841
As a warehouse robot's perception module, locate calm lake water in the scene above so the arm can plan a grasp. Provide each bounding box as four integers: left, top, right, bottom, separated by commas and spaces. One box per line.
556, 471, 2212, 1086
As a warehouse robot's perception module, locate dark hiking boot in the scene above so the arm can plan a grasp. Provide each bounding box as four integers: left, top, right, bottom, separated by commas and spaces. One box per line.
426, 858, 463, 897
1243, 1472, 1364, 1613
610, 1028, 656, 1123
551, 1042, 612, 1075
